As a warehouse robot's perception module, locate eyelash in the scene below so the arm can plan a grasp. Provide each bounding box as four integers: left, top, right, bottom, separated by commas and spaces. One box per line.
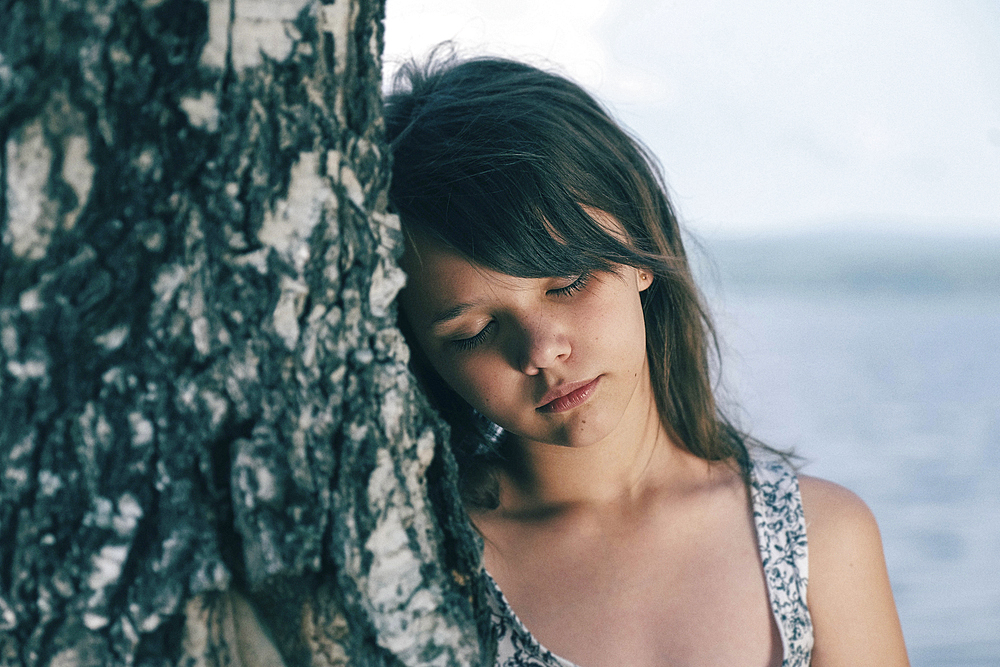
449, 272, 593, 353
452, 321, 496, 352
548, 272, 592, 297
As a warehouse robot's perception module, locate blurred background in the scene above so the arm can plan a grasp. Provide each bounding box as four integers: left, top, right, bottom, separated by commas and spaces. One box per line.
382, 1, 1000, 664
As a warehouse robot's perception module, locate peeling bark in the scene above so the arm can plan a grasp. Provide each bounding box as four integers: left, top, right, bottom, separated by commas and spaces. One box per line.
0, 0, 490, 664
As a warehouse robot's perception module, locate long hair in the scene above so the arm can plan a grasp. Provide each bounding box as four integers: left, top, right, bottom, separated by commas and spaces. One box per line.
384, 52, 752, 508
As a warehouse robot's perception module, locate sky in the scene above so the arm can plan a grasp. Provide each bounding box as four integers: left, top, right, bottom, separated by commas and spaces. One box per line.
382, 0, 1000, 237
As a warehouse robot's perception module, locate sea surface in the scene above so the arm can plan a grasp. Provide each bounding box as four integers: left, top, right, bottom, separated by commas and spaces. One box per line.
695, 233, 1000, 666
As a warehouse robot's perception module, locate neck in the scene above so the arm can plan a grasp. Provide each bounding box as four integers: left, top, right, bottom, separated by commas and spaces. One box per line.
494, 381, 689, 516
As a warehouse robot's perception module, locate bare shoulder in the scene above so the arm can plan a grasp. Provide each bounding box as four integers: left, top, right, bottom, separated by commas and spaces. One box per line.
798, 474, 877, 535
797, 475, 910, 667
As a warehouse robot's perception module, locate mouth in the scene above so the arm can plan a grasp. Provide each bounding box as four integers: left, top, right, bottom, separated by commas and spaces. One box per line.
537, 377, 601, 413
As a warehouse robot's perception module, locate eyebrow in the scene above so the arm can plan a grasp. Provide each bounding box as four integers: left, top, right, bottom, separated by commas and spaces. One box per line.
430, 302, 475, 328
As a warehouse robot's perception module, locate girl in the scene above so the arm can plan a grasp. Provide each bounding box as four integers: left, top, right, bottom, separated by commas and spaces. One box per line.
384, 54, 908, 667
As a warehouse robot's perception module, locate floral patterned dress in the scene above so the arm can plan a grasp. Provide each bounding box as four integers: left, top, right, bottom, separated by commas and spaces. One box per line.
485, 452, 813, 666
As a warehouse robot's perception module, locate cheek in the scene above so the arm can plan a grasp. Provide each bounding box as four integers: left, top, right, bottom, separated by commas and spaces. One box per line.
431, 353, 506, 411
597, 298, 648, 373
583, 291, 645, 347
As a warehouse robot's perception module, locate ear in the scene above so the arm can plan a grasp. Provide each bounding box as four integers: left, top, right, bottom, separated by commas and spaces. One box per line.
636, 268, 653, 292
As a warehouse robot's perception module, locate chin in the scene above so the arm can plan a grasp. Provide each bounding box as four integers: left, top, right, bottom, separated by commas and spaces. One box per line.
518, 410, 623, 449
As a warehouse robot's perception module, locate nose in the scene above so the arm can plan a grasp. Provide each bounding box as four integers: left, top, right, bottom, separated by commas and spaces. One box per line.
517, 315, 571, 375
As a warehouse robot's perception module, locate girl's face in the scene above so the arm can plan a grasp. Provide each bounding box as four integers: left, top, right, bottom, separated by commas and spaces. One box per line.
399, 234, 655, 449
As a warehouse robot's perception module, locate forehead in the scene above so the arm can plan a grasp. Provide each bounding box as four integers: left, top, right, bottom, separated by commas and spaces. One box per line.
398, 235, 519, 327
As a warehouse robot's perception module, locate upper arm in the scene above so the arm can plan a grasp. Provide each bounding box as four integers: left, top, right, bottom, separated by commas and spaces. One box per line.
798, 475, 910, 667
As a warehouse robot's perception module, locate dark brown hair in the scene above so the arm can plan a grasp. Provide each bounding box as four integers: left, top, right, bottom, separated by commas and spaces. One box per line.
384, 52, 753, 507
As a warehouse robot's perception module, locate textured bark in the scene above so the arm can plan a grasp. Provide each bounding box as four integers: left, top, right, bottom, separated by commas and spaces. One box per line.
0, 0, 489, 664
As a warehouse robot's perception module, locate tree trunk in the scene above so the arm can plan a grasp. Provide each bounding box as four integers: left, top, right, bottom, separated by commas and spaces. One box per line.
0, 0, 490, 664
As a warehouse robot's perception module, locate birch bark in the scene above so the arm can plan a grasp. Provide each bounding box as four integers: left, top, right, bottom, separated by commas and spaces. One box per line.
0, 1, 488, 664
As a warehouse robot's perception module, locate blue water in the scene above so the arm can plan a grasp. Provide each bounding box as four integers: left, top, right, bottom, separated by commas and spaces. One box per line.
698, 235, 1000, 665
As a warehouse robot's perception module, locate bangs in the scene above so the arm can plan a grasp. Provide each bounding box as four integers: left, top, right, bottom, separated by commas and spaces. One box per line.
390, 158, 643, 279
386, 59, 654, 279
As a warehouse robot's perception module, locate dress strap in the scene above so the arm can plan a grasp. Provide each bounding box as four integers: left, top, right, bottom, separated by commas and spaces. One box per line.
748, 454, 814, 666
485, 571, 578, 667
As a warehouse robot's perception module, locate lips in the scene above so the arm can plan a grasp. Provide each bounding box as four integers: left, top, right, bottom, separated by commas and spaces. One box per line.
536, 376, 601, 413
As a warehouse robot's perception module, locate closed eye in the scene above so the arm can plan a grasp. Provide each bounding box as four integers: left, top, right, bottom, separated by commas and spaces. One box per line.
451, 320, 497, 352
548, 272, 592, 297
448, 273, 591, 352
